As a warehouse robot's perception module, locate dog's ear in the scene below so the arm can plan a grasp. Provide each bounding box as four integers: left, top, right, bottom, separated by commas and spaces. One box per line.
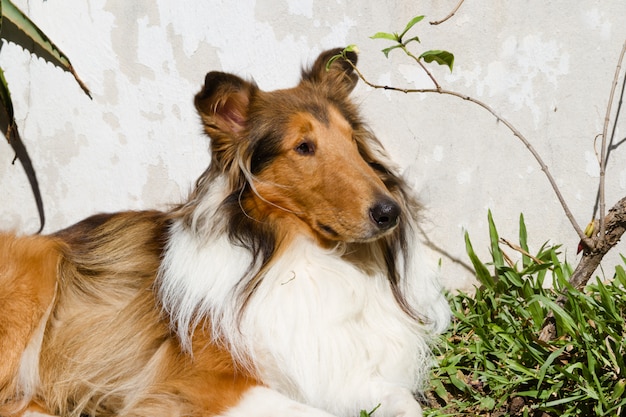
194, 72, 256, 138
301, 48, 359, 95
195, 72, 257, 170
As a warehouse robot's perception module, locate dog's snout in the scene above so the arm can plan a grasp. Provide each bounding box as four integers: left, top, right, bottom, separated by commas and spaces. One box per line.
369, 197, 401, 230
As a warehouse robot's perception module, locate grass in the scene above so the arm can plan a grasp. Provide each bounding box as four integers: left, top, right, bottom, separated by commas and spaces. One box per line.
425, 212, 626, 416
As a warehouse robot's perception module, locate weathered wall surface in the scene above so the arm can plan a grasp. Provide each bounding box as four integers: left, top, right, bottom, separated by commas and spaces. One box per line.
1, 1, 625, 290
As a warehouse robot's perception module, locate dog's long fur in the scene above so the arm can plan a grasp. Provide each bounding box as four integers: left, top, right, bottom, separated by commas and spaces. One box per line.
0, 48, 450, 417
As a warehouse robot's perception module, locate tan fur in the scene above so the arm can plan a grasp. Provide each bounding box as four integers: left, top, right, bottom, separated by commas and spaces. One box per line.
1, 212, 258, 417
250, 107, 392, 244
0, 234, 60, 412
0, 49, 420, 417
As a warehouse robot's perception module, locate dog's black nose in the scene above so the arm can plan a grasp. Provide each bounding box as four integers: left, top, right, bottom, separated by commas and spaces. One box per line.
370, 197, 401, 230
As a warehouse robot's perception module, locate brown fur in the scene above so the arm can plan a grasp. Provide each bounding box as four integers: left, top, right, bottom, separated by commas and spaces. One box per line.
0, 234, 60, 409
1, 211, 258, 417
0, 49, 422, 417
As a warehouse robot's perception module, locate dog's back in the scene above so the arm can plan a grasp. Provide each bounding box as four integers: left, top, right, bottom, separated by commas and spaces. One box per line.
1, 211, 258, 417
0, 48, 450, 417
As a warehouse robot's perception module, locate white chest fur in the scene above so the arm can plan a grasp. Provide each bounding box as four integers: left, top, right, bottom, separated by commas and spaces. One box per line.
239, 238, 435, 415
160, 219, 449, 417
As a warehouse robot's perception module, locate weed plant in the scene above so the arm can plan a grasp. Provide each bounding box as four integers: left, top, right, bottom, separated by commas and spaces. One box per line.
427, 212, 626, 416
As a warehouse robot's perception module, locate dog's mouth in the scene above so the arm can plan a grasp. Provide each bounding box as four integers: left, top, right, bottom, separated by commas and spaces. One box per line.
315, 219, 399, 243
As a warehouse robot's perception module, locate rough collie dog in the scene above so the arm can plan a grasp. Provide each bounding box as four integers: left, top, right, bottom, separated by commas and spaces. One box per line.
0, 48, 450, 417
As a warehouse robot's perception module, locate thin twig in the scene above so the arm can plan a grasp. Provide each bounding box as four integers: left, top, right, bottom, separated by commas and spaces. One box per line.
599, 40, 626, 239
429, 0, 466, 25
501, 250, 515, 269
500, 238, 545, 266
348, 63, 586, 241
401, 46, 441, 90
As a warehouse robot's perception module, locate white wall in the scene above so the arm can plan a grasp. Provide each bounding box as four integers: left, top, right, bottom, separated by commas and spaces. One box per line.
1, 0, 625, 290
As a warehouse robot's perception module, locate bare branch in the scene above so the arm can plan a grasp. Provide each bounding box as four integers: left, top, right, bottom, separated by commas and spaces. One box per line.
599, 40, 626, 239
348, 63, 586, 240
499, 238, 546, 266
429, 0, 466, 25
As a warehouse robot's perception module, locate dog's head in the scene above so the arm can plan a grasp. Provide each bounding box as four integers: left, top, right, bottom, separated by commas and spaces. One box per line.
194, 48, 405, 244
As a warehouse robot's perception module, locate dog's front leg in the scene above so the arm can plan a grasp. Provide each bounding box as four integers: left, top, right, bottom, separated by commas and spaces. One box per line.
371, 383, 424, 417
217, 386, 337, 417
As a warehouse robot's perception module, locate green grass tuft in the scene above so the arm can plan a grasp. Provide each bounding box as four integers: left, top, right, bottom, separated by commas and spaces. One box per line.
426, 212, 626, 416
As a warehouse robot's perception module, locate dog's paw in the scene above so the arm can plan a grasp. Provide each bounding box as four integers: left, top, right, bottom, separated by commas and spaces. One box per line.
379, 389, 423, 417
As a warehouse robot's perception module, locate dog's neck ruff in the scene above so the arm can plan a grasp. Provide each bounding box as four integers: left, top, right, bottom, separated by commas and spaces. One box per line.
156, 173, 450, 416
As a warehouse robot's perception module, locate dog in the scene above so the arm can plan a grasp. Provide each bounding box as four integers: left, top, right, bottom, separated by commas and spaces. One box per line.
0, 48, 450, 417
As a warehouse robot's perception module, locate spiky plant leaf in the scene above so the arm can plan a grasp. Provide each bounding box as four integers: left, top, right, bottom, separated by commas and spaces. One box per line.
0, 68, 45, 232
0, 0, 91, 97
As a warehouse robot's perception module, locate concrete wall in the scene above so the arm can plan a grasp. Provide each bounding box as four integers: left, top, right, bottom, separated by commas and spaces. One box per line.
1, 0, 625, 290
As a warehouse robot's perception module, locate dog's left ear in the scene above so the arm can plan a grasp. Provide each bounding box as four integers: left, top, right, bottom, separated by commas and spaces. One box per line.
301, 48, 359, 95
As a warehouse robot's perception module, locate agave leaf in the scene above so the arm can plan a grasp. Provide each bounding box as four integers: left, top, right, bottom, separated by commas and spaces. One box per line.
0, 69, 45, 232
0, 68, 14, 125
1, 0, 91, 97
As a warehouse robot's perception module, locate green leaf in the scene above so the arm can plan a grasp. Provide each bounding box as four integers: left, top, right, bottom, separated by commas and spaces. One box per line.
402, 35, 421, 46
527, 293, 546, 330
325, 45, 358, 70
612, 379, 626, 402
325, 55, 341, 70
479, 396, 496, 409
359, 404, 380, 417
398, 15, 425, 39
536, 346, 567, 389
0, 67, 14, 126
1, 0, 91, 97
519, 213, 530, 267
381, 44, 403, 58
487, 211, 504, 268
615, 262, 626, 287
431, 378, 449, 401
595, 277, 618, 319
542, 394, 587, 408
465, 231, 494, 288
448, 370, 468, 392
0, 68, 45, 233
530, 295, 576, 335
419, 49, 455, 71
370, 31, 398, 41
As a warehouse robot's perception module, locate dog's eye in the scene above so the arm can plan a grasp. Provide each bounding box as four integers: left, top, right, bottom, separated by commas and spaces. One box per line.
295, 141, 315, 155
